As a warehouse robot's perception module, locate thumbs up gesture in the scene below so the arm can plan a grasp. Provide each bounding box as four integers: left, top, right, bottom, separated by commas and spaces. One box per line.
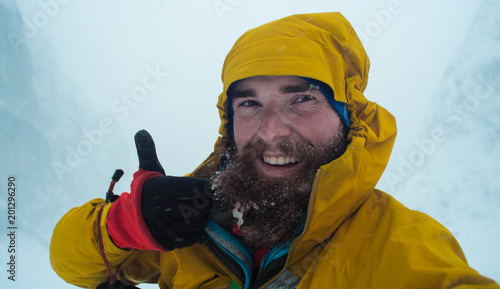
134, 129, 166, 175
106, 130, 213, 251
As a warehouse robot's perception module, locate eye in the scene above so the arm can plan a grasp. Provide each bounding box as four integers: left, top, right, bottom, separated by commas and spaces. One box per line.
237, 100, 261, 107
294, 95, 316, 103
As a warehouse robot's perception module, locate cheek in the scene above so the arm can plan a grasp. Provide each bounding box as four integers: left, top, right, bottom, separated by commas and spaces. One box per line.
294, 112, 342, 147
233, 116, 254, 149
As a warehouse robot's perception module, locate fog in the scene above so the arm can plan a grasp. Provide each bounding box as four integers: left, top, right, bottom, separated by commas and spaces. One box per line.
1, 0, 498, 288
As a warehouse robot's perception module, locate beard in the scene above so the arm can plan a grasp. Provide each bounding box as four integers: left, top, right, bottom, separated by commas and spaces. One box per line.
212, 124, 348, 248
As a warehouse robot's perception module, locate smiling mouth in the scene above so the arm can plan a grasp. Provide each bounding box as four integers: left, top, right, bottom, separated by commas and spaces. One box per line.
263, 156, 299, 166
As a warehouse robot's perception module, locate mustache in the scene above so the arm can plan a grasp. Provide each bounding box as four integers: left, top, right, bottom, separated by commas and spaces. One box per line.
233, 138, 317, 166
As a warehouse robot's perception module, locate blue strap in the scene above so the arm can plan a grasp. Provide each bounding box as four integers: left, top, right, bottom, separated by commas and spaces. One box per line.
205, 220, 254, 289
260, 239, 292, 271
260, 218, 306, 272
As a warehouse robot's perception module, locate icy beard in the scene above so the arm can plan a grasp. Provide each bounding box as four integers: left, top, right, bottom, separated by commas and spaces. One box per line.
213, 125, 347, 248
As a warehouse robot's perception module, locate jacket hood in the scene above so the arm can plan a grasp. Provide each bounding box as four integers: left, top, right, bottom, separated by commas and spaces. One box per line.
192, 12, 397, 261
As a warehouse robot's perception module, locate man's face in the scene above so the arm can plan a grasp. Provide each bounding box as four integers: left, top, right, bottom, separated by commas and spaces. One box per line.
231, 75, 344, 179
215, 75, 347, 247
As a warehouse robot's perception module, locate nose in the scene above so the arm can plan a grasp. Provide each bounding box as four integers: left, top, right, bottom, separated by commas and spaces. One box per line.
257, 108, 292, 143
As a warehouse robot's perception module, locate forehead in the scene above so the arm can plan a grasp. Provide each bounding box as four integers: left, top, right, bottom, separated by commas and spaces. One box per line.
230, 75, 312, 95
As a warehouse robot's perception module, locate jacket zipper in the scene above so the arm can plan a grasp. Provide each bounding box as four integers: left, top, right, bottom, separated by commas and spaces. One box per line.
256, 169, 323, 288
202, 243, 245, 288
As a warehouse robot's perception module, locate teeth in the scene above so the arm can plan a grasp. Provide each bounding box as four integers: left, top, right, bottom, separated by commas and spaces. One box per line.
264, 156, 299, 165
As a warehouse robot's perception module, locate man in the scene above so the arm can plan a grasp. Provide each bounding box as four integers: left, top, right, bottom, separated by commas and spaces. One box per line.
50, 12, 499, 289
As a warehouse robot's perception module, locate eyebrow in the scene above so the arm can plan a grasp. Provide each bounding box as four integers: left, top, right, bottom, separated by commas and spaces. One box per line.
281, 83, 313, 94
230, 83, 314, 98
229, 89, 255, 99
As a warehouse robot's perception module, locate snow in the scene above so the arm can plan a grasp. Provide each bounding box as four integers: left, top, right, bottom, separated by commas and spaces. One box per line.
1, 0, 498, 288
232, 207, 245, 228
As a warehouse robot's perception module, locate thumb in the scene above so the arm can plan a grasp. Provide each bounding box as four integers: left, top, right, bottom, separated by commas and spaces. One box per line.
134, 129, 166, 175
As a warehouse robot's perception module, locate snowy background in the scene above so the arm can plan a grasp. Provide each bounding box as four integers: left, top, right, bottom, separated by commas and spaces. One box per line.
1, 0, 499, 288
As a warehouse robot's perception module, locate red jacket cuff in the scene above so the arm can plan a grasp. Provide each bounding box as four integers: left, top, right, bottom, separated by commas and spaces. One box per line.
106, 169, 167, 252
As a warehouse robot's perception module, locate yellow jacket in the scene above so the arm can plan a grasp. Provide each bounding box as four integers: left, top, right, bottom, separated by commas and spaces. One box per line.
50, 12, 499, 289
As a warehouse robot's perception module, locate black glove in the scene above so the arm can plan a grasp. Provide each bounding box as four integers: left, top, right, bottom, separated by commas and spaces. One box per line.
136, 130, 213, 251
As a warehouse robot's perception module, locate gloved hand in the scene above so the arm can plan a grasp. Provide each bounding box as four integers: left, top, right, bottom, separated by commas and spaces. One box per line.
106, 130, 213, 251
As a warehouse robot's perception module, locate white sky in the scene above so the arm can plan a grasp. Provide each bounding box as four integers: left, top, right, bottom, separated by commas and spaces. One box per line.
3, 1, 497, 288
15, 0, 482, 175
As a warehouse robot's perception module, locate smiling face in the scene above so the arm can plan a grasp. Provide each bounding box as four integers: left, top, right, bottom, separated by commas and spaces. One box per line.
214, 75, 348, 247
230, 75, 345, 179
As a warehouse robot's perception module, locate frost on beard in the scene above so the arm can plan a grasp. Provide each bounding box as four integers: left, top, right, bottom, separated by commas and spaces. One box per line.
232, 207, 245, 228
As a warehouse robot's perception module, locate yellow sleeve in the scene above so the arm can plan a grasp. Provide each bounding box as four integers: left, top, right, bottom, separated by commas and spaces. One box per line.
50, 198, 161, 288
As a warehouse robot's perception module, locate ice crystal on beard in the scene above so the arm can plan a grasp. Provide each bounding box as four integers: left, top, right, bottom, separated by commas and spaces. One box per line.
232, 207, 245, 228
